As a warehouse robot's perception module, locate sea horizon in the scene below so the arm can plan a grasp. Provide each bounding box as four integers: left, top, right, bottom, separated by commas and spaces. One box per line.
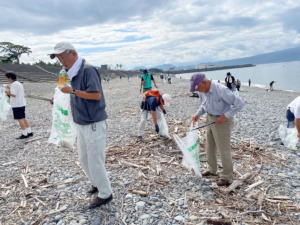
176, 61, 300, 93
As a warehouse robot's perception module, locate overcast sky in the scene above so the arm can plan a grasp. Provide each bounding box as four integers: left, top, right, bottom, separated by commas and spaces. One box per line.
1, 0, 300, 69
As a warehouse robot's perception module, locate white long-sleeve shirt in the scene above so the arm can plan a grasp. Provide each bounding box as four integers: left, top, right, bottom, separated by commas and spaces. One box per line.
196, 82, 245, 118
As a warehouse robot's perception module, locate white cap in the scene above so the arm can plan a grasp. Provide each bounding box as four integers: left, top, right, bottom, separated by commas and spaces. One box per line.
49, 42, 76, 59
162, 94, 171, 106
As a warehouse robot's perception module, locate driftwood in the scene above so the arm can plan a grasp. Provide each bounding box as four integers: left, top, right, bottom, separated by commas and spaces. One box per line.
206, 218, 232, 225
227, 172, 251, 193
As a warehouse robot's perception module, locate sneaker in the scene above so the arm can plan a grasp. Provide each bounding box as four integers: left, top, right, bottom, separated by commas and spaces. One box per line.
138, 136, 144, 141
16, 134, 29, 139
27, 132, 33, 137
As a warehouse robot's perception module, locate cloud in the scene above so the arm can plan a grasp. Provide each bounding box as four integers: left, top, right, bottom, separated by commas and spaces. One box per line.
1, 0, 300, 69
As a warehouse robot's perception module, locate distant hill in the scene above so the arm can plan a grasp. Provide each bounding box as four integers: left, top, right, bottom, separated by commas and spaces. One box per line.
211, 46, 300, 66
135, 46, 300, 71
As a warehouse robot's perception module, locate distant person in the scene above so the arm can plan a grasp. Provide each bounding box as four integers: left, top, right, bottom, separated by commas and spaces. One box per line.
120, 75, 122, 79
269, 81, 275, 91
236, 79, 241, 91
140, 69, 158, 93
138, 90, 167, 141
127, 74, 130, 82
167, 73, 172, 84
160, 73, 164, 80
4, 72, 33, 139
107, 76, 110, 83
225, 72, 235, 91
248, 79, 251, 87
286, 96, 300, 133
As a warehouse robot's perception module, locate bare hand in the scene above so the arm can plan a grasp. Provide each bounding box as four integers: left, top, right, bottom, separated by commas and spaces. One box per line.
215, 114, 227, 124
192, 115, 199, 123
60, 82, 72, 94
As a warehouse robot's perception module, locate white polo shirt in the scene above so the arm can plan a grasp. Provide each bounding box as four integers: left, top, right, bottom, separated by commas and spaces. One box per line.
288, 96, 300, 118
9, 81, 26, 108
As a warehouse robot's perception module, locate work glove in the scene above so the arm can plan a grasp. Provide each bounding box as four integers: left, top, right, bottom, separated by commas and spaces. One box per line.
155, 125, 159, 133
163, 110, 166, 115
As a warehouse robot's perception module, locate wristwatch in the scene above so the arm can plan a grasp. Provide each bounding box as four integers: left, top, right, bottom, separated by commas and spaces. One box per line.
71, 89, 76, 95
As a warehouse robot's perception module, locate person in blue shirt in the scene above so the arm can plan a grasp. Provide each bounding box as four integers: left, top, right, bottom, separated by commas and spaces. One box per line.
140, 69, 158, 93
138, 91, 167, 141
190, 73, 245, 186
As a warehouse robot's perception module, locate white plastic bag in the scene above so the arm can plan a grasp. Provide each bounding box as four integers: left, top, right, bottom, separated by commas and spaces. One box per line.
173, 123, 202, 177
157, 112, 170, 139
233, 90, 239, 97
0, 91, 11, 121
278, 124, 298, 150
48, 88, 77, 148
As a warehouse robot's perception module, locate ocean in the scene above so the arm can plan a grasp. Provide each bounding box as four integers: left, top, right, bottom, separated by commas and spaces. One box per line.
176, 61, 300, 93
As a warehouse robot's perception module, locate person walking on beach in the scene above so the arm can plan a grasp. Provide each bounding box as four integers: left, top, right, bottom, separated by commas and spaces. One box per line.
190, 73, 245, 186
167, 73, 172, 84
286, 96, 300, 135
140, 69, 158, 93
49, 42, 113, 209
269, 81, 275, 91
248, 79, 251, 87
236, 79, 241, 91
138, 90, 167, 141
225, 72, 235, 91
4, 72, 33, 139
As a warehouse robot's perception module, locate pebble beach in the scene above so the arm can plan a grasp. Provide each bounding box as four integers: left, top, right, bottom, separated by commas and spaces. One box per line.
1, 76, 300, 224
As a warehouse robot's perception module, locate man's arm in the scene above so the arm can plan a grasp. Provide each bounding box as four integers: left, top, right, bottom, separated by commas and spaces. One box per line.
60, 84, 101, 100
151, 111, 158, 125
295, 118, 300, 139
152, 78, 158, 88
5, 91, 16, 98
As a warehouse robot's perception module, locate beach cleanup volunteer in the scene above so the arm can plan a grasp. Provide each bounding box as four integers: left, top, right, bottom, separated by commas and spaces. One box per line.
287, 96, 300, 138
5, 72, 33, 139
190, 73, 245, 186
140, 69, 158, 93
138, 90, 167, 141
49, 42, 112, 209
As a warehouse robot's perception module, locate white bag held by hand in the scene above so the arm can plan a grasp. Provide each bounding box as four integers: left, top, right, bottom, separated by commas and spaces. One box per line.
173, 123, 202, 177
278, 124, 298, 150
157, 111, 170, 139
0, 90, 11, 121
48, 88, 77, 148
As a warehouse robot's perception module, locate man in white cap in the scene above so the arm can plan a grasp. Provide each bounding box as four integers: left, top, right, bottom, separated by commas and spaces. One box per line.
190, 73, 245, 186
49, 42, 112, 209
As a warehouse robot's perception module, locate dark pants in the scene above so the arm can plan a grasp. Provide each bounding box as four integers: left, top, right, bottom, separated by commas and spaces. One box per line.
286, 109, 295, 128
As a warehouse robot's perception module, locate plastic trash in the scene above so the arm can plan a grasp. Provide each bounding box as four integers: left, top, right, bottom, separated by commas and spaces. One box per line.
0, 90, 11, 121
48, 87, 77, 148
278, 124, 298, 150
157, 111, 170, 139
173, 123, 202, 177
162, 94, 171, 106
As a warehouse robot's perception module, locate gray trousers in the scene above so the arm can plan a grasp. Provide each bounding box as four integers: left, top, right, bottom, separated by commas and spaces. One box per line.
138, 110, 161, 136
206, 114, 234, 181
77, 120, 112, 198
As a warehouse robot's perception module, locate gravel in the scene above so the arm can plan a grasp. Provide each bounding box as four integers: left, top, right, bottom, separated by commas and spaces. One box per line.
0, 76, 299, 224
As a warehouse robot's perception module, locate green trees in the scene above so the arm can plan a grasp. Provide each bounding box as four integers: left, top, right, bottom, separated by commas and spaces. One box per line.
0, 42, 32, 64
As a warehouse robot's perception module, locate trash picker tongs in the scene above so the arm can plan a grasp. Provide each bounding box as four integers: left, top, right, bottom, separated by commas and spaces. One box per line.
189, 121, 215, 132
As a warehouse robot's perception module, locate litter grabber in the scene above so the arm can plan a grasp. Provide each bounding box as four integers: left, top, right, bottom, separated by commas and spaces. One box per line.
189, 121, 215, 132
26, 94, 53, 104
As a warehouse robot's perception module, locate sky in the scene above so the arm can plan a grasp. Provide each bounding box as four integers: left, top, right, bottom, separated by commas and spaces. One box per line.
1, 0, 300, 70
